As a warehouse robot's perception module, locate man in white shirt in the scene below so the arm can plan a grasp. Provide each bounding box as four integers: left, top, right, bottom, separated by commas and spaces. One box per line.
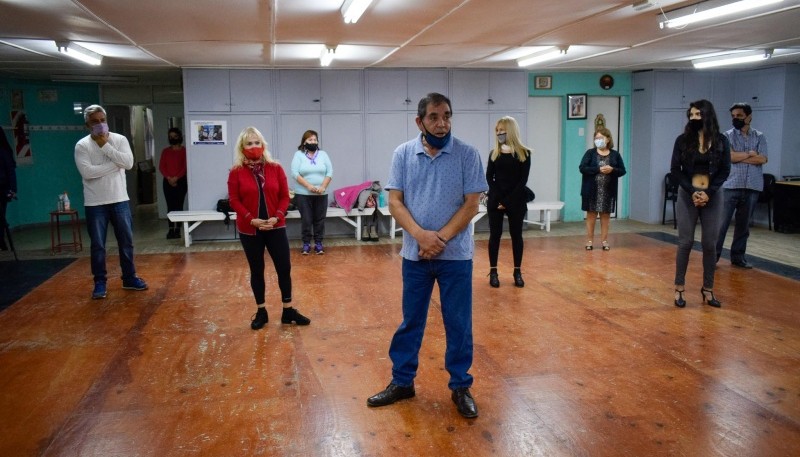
74, 105, 148, 299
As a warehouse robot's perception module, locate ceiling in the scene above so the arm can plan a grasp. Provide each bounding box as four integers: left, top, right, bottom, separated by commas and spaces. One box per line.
1, 0, 800, 85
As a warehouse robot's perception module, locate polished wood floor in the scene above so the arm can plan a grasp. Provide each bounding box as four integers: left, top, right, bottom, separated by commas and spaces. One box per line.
2, 220, 800, 456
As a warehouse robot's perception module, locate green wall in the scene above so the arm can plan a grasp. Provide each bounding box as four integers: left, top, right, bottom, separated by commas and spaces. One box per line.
529, 72, 632, 222
1, 81, 99, 226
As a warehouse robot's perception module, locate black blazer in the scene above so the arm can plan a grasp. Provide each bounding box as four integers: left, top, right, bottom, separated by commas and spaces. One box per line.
578, 148, 626, 201
669, 133, 731, 197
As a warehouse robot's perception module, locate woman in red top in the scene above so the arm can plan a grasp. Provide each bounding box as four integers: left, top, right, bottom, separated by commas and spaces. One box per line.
158, 128, 187, 239
227, 126, 310, 330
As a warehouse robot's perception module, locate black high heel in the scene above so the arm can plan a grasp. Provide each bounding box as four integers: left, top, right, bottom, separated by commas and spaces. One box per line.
513, 268, 524, 288
701, 288, 721, 308
488, 269, 499, 288
674, 289, 686, 308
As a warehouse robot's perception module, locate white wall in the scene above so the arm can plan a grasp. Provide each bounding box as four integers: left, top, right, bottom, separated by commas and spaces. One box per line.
527, 97, 563, 219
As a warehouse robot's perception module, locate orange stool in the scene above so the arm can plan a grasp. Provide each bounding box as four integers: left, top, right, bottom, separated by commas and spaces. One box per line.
50, 210, 83, 255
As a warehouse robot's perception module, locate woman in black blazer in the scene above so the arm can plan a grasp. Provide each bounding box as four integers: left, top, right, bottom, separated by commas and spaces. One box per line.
578, 127, 626, 251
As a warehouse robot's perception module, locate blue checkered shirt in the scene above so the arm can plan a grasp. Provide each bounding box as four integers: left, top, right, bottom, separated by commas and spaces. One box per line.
385, 134, 488, 261
723, 126, 768, 191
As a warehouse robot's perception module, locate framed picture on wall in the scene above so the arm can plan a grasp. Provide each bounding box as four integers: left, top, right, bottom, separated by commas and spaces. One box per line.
534, 75, 552, 90
567, 93, 587, 120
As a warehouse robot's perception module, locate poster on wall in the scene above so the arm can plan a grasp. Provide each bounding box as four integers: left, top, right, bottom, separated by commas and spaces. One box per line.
10, 89, 32, 164
190, 120, 226, 145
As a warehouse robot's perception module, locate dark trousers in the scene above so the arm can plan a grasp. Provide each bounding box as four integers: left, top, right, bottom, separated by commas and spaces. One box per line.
163, 177, 187, 231
295, 194, 328, 244
674, 188, 723, 289
239, 228, 292, 305
487, 205, 526, 269
716, 188, 759, 263
0, 196, 7, 249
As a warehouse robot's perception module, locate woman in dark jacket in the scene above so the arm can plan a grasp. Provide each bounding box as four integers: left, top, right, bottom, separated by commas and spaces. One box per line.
486, 116, 531, 288
227, 126, 310, 330
579, 127, 626, 251
670, 99, 731, 308
0, 128, 17, 251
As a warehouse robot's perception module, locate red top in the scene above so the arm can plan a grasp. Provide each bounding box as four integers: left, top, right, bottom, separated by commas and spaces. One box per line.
158, 146, 187, 179
227, 163, 290, 235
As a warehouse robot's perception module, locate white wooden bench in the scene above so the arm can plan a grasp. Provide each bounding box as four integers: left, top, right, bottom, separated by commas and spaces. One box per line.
168, 207, 376, 247
383, 201, 565, 239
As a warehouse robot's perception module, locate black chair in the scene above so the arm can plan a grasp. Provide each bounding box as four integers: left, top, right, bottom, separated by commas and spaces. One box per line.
662, 173, 678, 229
756, 173, 776, 231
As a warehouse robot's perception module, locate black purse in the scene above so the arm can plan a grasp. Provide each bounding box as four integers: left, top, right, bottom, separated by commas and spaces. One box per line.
216, 199, 232, 226
525, 186, 535, 202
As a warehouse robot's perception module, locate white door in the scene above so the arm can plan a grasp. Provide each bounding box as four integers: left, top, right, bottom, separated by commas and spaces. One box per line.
527, 97, 562, 207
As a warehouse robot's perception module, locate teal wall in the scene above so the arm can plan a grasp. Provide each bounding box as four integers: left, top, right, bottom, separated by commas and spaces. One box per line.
529, 72, 632, 222
0, 80, 99, 226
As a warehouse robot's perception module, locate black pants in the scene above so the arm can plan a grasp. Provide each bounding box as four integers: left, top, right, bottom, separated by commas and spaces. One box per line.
239, 228, 292, 305
163, 176, 187, 231
295, 194, 328, 244
487, 204, 526, 269
0, 196, 7, 249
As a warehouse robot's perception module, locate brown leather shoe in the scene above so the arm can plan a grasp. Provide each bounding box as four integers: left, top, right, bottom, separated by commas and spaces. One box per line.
367, 383, 415, 407
451, 387, 478, 418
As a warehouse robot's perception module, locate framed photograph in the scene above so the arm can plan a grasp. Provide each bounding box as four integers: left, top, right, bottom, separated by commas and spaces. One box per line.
534, 75, 552, 90
190, 120, 227, 145
567, 93, 587, 120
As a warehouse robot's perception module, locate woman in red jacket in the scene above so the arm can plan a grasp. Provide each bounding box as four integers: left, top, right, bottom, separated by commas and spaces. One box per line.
158, 127, 187, 239
227, 126, 310, 330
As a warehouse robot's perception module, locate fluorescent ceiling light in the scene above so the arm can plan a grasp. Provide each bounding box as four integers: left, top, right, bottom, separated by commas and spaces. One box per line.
632, 1, 654, 11
51, 74, 138, 83
341, 0, 373, 24
517, 46, 569, 67
320, 47, 335, 67
55, 41, 103, 66
659, 0, 784, 29
692, 49, 772, 69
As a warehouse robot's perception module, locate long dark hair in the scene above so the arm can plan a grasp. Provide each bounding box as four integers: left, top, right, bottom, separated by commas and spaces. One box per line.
680, 99, 721, 155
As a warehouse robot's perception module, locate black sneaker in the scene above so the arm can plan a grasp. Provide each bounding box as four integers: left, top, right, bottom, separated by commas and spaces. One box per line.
251, 307, 268, 330
281, 307, 310, 325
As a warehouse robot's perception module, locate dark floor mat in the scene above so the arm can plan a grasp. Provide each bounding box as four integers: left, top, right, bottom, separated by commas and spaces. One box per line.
0, 258, 77, 312
639, 231, 800, 281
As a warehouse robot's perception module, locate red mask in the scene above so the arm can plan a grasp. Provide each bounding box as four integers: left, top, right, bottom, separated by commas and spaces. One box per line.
243, 146, 264, 161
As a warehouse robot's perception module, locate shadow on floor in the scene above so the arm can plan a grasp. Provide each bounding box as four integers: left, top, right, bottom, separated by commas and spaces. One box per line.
0, 258, 76, 312
639, 231, 800, 281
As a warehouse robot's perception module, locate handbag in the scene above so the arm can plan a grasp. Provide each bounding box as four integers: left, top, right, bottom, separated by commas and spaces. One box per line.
525, 186, 535, 202
216, 198, 232, 226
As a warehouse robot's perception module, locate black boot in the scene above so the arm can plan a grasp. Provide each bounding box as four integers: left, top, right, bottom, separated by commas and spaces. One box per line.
488, 268, 499, 288
251, 307, 268, 330
513, 268, 525, 288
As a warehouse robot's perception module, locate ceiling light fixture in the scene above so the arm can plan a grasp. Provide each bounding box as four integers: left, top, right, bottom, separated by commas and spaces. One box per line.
692, 49, 773, 69
55, 41, 103, 66
341, 0, 373, 24
632, 1, 655, 11
517, 46, 569, 67
320, 47, 335, 67
659, 0, 784, 29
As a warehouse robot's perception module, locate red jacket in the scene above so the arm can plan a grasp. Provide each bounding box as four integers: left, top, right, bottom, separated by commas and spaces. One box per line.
227, 163, 290, 235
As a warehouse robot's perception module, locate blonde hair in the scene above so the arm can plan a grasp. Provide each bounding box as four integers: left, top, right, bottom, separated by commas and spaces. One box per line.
490, 116, 531, 162
594, 127, 615, 150
232, 126, 277, 168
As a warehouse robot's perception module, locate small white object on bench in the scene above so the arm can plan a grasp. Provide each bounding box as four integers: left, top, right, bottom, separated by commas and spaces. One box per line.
168, 207, 376, 247
382, 201, 565, 239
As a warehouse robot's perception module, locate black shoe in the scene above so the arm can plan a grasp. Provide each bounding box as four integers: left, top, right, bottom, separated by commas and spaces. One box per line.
281, 307, 310, 325
701, 288, 722, 308
513, 269, 524, 288
731, 259, 753, 269
251, 307, 268, 330
451, 387, 478, 418
488, 270, 499, 288
367, 383, 415, 407
674, 289, 686, 308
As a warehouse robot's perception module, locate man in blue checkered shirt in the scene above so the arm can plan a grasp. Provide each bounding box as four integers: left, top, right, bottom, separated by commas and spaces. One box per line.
716, 102, 768, 269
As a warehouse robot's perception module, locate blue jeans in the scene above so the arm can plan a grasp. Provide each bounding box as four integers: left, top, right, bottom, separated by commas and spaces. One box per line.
716, 188, 760, 263
295, 194, 328, 244
389, 258, 474, 390
85, 202, 137, 284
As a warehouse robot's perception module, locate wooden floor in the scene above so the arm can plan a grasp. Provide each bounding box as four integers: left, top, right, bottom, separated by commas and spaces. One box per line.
1, 225, 800, 456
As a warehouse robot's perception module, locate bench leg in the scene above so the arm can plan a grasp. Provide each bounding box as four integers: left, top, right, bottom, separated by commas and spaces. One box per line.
544, 210, 551, 232
183, 222, 192, 247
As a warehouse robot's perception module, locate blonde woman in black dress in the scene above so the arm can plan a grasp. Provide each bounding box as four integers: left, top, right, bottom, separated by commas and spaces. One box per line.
578, 127, 626, 251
